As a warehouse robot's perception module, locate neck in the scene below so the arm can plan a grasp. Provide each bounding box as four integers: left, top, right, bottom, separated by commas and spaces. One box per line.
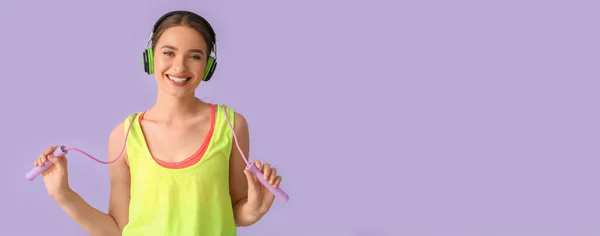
147, 91, 205, 122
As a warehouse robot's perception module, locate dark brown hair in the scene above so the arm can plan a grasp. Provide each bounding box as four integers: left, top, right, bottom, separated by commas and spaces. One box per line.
151, 11, 215, 55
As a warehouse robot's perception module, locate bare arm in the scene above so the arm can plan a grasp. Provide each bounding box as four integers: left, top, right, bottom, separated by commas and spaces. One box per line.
106, 121, 131, 231
54, 122, 131, 236
228, 113, 253, 226
229, 112, 273, 226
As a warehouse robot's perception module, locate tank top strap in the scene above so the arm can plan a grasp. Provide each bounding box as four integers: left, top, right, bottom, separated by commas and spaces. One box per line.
216, 104, 236, 130
122, 112, 145, 165
122, 113, 139, 136
205, 104, 235, 161
216, 104, 236, 134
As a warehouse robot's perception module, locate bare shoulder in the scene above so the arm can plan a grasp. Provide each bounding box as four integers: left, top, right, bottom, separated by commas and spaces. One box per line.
233, 112, 249, 132
107, 119, 130, 166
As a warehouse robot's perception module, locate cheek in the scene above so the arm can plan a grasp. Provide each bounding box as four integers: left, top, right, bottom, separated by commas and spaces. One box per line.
154, 57, 170, 72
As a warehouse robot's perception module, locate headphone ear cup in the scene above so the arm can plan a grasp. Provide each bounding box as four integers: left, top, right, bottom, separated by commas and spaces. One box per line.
147, 48, 154, 75
142, 50, 149, 74
142, 48, 154, 75
203, 56, 217, 81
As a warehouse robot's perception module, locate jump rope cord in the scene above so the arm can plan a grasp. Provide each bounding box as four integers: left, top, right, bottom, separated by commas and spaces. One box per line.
62, 105, 250, 166
222, 107, 250, 166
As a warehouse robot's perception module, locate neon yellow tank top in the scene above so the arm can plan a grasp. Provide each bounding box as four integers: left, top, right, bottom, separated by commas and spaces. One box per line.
121, 104, 237, 236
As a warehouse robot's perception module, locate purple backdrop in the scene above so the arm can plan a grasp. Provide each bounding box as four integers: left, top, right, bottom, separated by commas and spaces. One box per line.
2, 0, 599, 235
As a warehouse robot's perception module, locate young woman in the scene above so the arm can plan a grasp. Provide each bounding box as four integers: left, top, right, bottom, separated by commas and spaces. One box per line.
33, 10, 283, 236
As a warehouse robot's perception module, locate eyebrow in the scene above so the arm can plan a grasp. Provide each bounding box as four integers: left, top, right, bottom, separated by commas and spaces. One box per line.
160, 45, 205, 55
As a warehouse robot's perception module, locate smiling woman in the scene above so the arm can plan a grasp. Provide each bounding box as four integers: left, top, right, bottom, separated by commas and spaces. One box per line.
31, 10, 284, 236
149, 11, 216, 93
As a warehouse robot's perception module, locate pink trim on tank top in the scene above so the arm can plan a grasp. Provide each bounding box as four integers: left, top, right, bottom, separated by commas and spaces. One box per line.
138, 103, 216, 169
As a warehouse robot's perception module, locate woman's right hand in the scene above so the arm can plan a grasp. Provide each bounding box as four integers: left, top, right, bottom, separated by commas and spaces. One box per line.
34, 146, 72, 201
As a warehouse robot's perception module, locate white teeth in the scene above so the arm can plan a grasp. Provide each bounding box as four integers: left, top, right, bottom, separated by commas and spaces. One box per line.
168, 75, 189, 83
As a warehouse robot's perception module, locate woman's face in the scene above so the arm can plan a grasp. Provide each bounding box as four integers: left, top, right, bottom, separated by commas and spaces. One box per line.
153, 26, 209, 97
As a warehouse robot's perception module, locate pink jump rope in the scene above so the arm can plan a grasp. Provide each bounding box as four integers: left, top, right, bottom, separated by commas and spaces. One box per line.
25, 105, 290, 203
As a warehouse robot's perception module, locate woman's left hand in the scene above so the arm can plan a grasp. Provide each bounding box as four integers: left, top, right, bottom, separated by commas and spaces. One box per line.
243, 160, 283, 216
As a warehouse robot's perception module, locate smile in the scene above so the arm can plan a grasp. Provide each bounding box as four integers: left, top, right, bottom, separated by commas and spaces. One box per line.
167, 75, 191, 83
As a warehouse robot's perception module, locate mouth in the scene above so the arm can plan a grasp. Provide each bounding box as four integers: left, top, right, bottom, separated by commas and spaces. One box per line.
167, 75, 191, 83
166, 74, 192, 86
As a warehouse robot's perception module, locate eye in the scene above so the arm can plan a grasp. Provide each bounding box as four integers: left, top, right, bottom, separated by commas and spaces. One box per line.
163, 51, 174, 56
190, 55, 202, 60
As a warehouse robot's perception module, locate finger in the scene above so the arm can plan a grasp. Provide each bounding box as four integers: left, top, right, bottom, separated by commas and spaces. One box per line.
262, 163, 271, 180
50, 155, 67, 168
48, 155, 60, 164
269, 168, 277, 185
273, 176, 282, 188
254, 160, 261, 169
34, 154, 43, 166
244, 170, 258, 189
43, 146, 58, 156
39, 155, 47, 166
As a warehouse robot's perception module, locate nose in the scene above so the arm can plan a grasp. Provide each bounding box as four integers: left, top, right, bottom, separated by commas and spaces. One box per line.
172, 54, 188, 72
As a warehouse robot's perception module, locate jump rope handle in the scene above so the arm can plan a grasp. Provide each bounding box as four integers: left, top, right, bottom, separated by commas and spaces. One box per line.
245, 162, 290, 203
25, 146, 67, 181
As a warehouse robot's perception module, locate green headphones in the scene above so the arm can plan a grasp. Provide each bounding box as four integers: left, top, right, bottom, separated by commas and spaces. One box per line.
142, 10, 218, 82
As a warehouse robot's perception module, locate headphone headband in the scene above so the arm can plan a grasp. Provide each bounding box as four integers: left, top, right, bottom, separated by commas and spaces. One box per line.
152, 10, 216, 42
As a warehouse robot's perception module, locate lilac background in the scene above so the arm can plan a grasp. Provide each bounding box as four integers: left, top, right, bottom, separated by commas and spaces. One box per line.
2, 0, 599, 235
